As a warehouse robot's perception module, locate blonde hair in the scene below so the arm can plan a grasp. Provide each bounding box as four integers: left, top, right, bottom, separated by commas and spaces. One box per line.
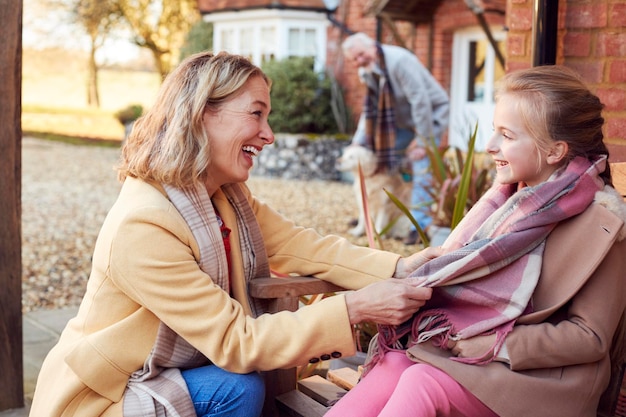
117, 51, 269, 188
495, 65, 611, 185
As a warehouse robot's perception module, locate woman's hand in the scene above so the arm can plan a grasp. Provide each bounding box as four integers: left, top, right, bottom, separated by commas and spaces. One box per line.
344, 278, 433, 326
394, 246, 444, 278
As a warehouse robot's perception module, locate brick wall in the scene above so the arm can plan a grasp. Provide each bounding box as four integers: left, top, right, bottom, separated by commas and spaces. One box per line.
496, 0, 625, 161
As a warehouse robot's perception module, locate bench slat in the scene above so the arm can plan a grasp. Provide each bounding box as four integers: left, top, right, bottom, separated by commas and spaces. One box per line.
298, 375, 347, 407
276, 390, 328, 417
327, 367, 361, 391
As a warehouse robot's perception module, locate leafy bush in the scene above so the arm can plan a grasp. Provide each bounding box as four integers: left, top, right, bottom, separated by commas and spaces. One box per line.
385, 124, 494, 246
114, 104, 143, 125
261, 57, 338, 134
424, 125, 493, 229
179, 21, 214, 61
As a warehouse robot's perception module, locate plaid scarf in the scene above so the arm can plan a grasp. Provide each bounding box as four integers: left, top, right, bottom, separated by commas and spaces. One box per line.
123, 182, 270, 417
369, 156, 607, 369
363, 44, 400, 173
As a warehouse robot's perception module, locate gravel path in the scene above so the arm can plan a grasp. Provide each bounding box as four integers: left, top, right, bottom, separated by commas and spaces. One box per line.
21, 137, 418, 313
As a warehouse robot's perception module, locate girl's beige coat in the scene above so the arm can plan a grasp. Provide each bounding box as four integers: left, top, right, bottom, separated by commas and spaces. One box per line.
408, 188, 626, 417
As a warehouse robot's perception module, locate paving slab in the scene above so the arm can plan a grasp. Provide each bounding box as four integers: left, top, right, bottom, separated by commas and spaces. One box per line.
0, 308, 78, 417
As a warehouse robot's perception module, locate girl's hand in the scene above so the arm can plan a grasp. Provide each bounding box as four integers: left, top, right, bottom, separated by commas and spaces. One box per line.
394, 246, 444, 278
447, 334, 497, 359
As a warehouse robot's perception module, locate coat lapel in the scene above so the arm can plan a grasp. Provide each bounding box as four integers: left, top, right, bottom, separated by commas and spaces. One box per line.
519, 203, 622, 323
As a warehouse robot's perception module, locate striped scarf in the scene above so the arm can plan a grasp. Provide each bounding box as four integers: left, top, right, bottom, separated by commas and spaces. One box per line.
369, 156, 607, 368
363, 44, 400, 173
123, 182, 270, 417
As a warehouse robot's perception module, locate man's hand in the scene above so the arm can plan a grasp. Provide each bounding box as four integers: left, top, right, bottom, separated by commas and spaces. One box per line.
406, 138, 427, 161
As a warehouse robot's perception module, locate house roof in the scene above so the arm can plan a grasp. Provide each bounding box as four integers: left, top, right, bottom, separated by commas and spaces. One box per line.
198, 0, 328, 14
363, 0, 445, 24
363, 0, 506, 24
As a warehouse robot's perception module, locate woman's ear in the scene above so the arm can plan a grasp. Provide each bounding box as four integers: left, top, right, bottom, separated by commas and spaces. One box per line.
546, 141, 569, 165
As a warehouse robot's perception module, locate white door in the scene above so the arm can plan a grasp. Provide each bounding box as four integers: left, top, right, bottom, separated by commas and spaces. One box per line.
448, 27, 506, 151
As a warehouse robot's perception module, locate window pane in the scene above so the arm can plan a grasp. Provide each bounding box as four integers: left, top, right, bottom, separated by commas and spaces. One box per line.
220, 29, 234, 51
260, 27, 276, 63
304, 28, 316, 56
240, 27, 254, 60
288, 28, 300, 55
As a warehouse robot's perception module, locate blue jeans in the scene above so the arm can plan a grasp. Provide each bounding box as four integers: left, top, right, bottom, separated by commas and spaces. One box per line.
395, 128, 433, 230
181, 365, 265, 417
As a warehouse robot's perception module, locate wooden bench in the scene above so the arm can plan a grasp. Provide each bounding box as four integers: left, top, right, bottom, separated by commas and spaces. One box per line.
251, 276, 626, 417
251, 162, 626, 417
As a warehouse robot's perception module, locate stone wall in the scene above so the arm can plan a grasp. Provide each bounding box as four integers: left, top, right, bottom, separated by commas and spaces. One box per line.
251, 134, 351, 182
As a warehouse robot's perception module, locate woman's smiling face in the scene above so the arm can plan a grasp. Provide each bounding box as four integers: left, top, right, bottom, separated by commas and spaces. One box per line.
202, 75, 274, 195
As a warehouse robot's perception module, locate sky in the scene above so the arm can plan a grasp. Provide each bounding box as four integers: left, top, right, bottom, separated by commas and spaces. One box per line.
22, 0, 142, 63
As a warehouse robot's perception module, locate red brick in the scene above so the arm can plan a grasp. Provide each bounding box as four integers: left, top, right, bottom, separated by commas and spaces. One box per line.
507, 33, 527, 57
609, 3, 626, 28
597, 32, 626, 57
609, 61, 626, 83
565, 3, 608, 29
563, 32, 591, 57
596, 88, 626, 112
608, 143, 626, 163
606, 118, 626, 142
506, 60, 532, 73
507, 8, 533, 31
567, 61, 605, 83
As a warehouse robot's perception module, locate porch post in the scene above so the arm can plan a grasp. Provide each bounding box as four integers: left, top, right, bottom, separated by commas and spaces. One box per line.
0, 0, 24, 411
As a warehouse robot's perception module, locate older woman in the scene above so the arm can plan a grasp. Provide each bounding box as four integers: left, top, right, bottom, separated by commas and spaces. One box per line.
29, 51, 437, 417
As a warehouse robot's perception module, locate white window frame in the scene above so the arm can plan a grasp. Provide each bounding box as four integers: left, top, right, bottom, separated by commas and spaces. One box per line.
204, 9, 329, 72
448, 26, 506, 152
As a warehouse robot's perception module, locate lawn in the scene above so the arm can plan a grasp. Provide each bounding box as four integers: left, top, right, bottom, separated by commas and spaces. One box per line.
22, 48, 161, 142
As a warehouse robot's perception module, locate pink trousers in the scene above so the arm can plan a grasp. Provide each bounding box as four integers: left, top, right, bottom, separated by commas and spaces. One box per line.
325, 352, 498, 417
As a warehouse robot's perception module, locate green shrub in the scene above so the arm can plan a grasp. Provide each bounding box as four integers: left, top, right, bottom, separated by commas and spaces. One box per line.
262, 57, 338, 134
179, 21, 214, 61
114, 104, 143, 125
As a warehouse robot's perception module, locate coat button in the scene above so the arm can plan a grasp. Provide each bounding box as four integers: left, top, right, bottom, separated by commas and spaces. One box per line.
331, 351, 342, 358
309, 357, 320, 364
321, 354, 331, 361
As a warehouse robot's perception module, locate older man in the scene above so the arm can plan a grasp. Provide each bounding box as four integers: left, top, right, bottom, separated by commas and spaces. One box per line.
342, 32, 450, 244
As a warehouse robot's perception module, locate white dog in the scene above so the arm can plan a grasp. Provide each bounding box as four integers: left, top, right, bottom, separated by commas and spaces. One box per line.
336, 145, 412, 239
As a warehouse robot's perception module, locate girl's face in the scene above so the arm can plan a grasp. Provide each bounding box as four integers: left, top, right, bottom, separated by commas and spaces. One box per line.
202, 75, 274, 195
487, 94, 561, 187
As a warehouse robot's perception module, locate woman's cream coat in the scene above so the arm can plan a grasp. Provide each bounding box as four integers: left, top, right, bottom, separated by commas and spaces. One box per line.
29, 177, 400, 417
407, 187, 626, 417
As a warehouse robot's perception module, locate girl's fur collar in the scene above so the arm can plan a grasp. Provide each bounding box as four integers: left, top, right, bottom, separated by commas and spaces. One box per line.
595, 185, 626, 241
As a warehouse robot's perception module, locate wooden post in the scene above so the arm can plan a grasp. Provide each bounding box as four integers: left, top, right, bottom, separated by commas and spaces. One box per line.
0, 0, 24, 411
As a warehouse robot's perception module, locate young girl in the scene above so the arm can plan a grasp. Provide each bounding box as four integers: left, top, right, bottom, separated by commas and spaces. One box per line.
326, 65, 626, 417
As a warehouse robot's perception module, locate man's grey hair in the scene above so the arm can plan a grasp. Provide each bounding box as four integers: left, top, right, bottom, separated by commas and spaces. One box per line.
342, 32, 376, 52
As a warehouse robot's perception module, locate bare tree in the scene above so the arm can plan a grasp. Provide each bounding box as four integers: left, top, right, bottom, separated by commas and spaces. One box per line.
72, 0, 122, 107
116, 0, 200, 80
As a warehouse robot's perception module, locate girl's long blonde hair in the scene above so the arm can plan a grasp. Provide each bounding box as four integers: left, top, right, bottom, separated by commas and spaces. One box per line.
496, 65, 612, 185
